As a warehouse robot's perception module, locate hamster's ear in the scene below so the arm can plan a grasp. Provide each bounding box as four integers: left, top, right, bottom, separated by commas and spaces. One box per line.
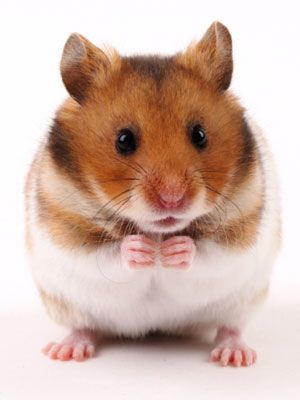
60, 33, 114, 103
178, 21, 233, 91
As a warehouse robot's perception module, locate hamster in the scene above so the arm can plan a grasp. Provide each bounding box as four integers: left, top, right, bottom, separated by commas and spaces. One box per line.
25, 21, 280, 366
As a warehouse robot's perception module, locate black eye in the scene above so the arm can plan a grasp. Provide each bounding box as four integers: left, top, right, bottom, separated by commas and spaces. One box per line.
189, 124, 207, 150
116, 128, 137, 155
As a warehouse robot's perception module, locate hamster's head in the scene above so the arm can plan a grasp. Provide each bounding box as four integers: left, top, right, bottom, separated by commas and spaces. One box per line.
49, 22, 256, 234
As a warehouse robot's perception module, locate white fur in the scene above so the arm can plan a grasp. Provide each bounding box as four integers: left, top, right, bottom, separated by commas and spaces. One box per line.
27, 120, 280, 337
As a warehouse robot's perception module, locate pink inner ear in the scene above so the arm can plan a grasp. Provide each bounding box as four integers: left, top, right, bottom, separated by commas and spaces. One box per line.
61, 34, 87, 69
60, 34, 90, 103
177, 21, 233, 91
60, 33, 112, 103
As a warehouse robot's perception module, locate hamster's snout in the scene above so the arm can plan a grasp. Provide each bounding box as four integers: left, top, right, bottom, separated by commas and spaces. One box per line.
155, 188, 186, 212
144, 173, 189, 214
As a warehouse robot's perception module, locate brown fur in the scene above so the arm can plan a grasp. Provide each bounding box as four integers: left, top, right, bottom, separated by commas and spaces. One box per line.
37, 189, 115, 249
213, 204, 263, 248
39, 288, 93, 328
35, 173, 139, 250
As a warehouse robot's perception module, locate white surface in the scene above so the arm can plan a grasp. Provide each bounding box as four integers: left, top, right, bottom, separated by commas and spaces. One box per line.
1, 276, 300, 400
1, 0, 300, 399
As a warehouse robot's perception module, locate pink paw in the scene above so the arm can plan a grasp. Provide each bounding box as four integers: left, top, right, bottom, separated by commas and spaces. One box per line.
121, 235, 158, 269
42, 329, 97, 362
160, 236, 195, 269
210, 328, 257, 367
210, 344, 257, 367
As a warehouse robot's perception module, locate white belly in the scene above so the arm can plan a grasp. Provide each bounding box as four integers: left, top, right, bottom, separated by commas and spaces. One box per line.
28, 216, 276, 337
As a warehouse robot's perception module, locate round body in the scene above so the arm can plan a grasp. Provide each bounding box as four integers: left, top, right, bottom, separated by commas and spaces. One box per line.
26, 120, 280, 337
25, 24, 280, 343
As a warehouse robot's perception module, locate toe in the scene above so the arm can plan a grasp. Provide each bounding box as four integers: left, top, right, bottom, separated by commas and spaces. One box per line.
73, 343, 85, 361
220, 348, 232, 366
161, 244, 192, 256
161, 236, 192, 248
125, 235, 157, 250
57, 345, 73, 361
128, 252, 154, 263
253, 349, 258, 363
129, 260, 154, 269
42, 342, 56, 355
85, 344, 95, 358
233, 350, 243, 367
243, 348, 255, 366
48, 344, 62, 360
162, 253, 189, 264
210, 348, 221, 362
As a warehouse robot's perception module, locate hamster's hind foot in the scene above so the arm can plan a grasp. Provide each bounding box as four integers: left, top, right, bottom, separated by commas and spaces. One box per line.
42, 328, 98, 362
210, 327, 257, 367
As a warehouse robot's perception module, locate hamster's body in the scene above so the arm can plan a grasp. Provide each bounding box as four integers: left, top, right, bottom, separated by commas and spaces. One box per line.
25, 22, 280, 366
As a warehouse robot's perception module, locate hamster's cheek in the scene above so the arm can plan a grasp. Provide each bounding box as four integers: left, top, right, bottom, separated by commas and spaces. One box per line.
115, 192, 159, 228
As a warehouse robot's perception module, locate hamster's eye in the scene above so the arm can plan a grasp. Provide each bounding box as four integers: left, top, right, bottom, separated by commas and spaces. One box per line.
116, 128, 137, 155
189, 124, 207, 150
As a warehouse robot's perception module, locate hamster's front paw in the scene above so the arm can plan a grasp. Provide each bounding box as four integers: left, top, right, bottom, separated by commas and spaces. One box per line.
160, 236, 196, 269
121, 235, 158, 269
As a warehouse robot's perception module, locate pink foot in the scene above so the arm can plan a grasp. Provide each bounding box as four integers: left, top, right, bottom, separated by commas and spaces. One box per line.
121, 235, 158, 269
210, 327, 257, 367
160, 236, 195, 269
42, 329, 98, 362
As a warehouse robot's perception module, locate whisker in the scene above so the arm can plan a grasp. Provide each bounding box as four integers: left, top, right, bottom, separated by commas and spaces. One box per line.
204, 183, 244, 220
201, 176, 226, 182
192, 168, 229, 175
201, 199, 226, 236
131, 160, 147, 175
107, 193, 137, 224
98, 177, 140, 184
56, 188, 82, 207
112, 156, 144, 176
91, 185, 139, 222
52, 177, 141, 219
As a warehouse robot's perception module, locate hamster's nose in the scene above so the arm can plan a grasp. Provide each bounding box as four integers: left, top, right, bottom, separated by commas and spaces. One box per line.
156, 189, 186, 210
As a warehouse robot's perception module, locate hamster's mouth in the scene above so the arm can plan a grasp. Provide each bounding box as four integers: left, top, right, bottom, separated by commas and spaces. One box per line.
140, 215, 191, 234
152, 217, 181, 228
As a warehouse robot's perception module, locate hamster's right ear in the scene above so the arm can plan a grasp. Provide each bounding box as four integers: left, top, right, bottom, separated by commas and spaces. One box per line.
60, 33, 118, 103
177, 22, 233, 91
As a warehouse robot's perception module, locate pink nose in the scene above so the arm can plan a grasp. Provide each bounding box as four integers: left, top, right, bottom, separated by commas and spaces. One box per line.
157, 190, 186, 209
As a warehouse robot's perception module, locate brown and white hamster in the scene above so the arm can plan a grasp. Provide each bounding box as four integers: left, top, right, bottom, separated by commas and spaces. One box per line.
25, 21, 280, 366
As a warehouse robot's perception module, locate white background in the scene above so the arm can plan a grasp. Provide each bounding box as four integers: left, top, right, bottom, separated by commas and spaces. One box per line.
0, 0, 299, 399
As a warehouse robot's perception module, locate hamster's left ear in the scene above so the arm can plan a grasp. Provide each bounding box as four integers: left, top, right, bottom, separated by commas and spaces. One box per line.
60, 33, 119, 103
177, 21, 233, 91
